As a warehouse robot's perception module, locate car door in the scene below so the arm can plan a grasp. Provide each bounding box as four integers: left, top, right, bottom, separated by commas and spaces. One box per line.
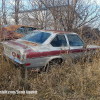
50, 34, 70, 60
66, 34, 85, 60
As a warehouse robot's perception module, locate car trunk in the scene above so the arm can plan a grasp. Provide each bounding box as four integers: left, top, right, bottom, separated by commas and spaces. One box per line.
3, 41, 25, 63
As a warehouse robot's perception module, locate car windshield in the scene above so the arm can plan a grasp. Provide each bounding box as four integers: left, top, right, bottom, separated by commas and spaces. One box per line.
21, 31, 51, 44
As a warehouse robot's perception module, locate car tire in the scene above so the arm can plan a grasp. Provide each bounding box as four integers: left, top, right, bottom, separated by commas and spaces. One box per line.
42, 58, 62, 72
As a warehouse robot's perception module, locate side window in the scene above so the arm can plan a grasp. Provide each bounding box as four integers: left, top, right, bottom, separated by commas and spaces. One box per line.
28, 27, 37, 31
51, 35, 67, 47
67, 34, 84, 46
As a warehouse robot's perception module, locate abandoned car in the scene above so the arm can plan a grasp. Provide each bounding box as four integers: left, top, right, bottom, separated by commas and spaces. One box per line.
2, 30, 100, 71
1, 25, 37, 40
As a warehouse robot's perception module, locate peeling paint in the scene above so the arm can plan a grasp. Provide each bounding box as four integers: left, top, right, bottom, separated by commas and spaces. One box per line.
21, 41, 38, 46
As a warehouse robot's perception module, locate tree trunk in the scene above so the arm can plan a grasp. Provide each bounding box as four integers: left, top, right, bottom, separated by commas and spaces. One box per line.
15, 0, 19, 25
2, 0, 7, 25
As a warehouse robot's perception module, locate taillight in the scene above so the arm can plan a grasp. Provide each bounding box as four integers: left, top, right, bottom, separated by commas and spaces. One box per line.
12, 52, 16, 57
17, 54, 21, 59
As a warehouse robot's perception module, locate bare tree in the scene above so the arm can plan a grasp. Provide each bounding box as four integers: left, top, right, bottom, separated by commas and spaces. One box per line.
7, 0, 100, 31
14, 0, 20, 25
2, 0, 7, 25
26, 0, 48, 29
9, 0, 25, 25
39, 0, 100, 31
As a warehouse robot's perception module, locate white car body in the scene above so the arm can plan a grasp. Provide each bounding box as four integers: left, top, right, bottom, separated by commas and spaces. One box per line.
2, 30, 100, 71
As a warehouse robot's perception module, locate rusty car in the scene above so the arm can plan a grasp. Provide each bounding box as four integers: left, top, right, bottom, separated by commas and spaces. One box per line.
1, 25, 37, 40
1, 30, 100, 72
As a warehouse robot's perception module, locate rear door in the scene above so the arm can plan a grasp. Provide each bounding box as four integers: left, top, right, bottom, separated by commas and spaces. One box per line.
50, 34, 70, 60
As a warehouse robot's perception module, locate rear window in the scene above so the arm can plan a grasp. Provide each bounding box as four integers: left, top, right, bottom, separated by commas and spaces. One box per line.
21, 31, 51, 44
15, 26, 37, 34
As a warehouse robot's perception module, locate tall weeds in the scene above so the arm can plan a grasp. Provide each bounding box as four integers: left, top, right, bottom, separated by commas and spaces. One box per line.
0, 50, 100, 100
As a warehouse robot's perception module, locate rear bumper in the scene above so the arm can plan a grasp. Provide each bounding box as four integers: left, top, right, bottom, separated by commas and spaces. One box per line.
3, 54, 25, 67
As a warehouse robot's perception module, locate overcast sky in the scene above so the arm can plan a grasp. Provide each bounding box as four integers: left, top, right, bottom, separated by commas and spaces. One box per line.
93, 0, 100, 5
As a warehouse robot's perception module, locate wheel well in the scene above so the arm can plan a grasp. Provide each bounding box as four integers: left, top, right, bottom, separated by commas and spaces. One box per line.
41, 58, 63, 72
49, 58, 63, 64
44, 57, 63, 68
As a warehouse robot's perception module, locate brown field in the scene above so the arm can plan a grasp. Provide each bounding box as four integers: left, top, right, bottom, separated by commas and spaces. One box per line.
1, 0, 100, 99
0, 44, 100, 100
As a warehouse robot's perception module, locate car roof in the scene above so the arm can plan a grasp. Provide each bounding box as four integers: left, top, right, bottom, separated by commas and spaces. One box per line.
4, 25, 36, 32
4, 25, 23, 32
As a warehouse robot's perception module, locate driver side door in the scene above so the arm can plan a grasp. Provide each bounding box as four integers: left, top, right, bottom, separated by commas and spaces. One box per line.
66, 34, 85, 60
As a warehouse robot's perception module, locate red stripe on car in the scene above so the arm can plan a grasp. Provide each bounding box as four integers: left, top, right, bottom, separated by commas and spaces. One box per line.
26, 50, 70, 58
26, 48, 98, 59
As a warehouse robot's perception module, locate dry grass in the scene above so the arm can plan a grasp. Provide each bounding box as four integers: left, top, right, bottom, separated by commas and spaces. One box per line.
0, 46, 100, 100
0, 28, 100, 100
31, 55, 100, 100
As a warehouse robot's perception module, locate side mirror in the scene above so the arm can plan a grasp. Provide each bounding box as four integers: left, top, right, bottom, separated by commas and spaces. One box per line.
83, 43, 87, 49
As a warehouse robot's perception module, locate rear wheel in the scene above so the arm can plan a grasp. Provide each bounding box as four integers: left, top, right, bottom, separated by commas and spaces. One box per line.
43, 58, 62, 72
